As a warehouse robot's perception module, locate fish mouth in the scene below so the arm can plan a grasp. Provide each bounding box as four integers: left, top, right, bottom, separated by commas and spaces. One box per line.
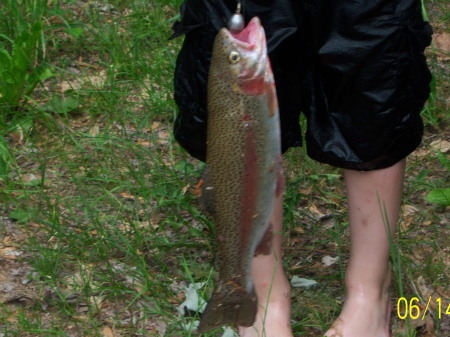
224, 17, 268, 86
231, 17, 263, 51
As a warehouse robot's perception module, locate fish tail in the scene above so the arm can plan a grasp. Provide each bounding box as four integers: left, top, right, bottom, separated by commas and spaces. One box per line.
197, 281, 257, 333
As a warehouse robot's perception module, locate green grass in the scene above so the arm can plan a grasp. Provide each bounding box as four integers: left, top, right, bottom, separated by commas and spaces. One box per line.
0, 1, 448, 336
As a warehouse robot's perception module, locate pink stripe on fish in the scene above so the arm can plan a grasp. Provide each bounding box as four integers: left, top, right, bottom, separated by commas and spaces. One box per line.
239, 114, 258, 260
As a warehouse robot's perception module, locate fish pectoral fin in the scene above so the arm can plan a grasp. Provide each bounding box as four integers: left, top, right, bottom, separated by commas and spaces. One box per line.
197, 282, 257, 333
254, 222, 273, 256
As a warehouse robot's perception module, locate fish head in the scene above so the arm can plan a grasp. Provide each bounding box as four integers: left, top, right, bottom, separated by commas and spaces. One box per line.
213, 17, 272, 95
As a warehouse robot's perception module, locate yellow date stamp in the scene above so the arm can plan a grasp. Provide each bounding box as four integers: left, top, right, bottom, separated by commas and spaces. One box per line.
397, 297, 450, 319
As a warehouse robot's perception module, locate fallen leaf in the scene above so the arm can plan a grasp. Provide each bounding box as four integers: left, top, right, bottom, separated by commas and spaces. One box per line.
400, 217, 414, 232
436, 285, 450, 299
293, 226, 305, 233
0, 247, 23, 259
307, 203, 324, 220
434, 31, 450, 61
101, 326, 115, 337
151, 121, 160, 130
322, 255, 339, 267
402, 204, 419, 217
411, 146, 430, 157
177, 282, 207, 316
290, 238, 302, 245
89, 125, 100, 137
430, 139, 450, 153
0, 271, 9, 282
84, 71, 106, 88
410, 314, 435, 337
299, 185, 313, 195
60, 80, 82, 92
179, 320, 199, 333
2, 236, 15, 247
120, 192, 136, 200
90, 295, 104, 307
222, 326, 238, 337
181, 184, 190, 195
320, 214, 336, 229
290, 276, 318, 289
137, 139, 151, 147
416, 276, 435, 303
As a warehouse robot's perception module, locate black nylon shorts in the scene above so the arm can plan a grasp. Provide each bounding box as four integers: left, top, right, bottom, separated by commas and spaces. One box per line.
172, 0, 432, 170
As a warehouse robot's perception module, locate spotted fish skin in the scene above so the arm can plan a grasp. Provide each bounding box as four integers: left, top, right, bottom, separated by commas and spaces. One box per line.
197, 17, 282, 333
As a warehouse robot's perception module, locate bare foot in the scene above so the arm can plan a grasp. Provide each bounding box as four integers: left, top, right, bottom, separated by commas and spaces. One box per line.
238, 300, 293, 337
324, 291, 391, 337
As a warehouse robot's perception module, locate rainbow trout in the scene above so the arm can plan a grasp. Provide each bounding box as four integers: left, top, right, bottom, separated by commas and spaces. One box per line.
198, 17, 282, 333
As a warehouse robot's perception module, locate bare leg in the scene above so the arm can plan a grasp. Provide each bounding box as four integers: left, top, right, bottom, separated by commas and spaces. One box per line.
239, 193, 293, 337
324, 159, 406, 337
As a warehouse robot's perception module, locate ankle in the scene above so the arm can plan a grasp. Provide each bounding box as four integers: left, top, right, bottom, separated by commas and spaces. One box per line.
238, 302, 293, 337
345, 285, 387, 301
254, 270, 291, 305
344, 268, 392, 302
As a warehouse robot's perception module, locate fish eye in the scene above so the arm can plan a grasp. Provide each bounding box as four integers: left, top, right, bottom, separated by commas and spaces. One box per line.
228, 51, 241, 64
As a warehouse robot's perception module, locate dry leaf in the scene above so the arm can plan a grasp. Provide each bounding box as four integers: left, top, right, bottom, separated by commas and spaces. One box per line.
436, 285, 450, 299
320, 215, 336, 229
402, 204, 419, 217
84, 71, 106, 88
177, 282, 207, 315
430, 139, 450, 153
434, 31, 450, 61
181, 184, 190, 195
307, 203, 324, 220
9, 127, 24, 146
399, 217, 413, 232
101, 326, 115, 337
60, 80, 82, 92
152, 121, 161, 130
0, 271, 9, 282
416, 276, 435, 303
290, 276, 318, 288
299, 185, 313, 195
89, 125, 100, 137
322, 255, 339, 267
294, 226, 305, 233
0, 247, 23, 259
120, 192, 136, 200
2, 236, 15, 247
137, 138, 151, 147
290, 238, 302, 244
410, 314, 435, 337
89, 296, 104, 311
412, 146, 430, 157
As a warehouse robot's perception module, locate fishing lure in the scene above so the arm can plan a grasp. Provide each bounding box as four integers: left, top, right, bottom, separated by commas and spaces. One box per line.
228, 2, 244, 34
